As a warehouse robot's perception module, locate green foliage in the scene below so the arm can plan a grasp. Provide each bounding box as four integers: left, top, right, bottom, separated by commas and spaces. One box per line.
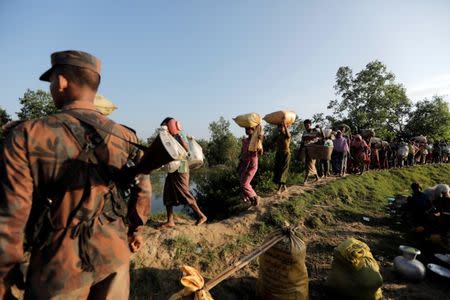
329, 60, 412, 139
17, 89, 57, 120
195, 166, 242, 220
404, 96, 450, 141
0, 106, 12, 146
206, 117, 240, 166
0, 106, 11, 128
252, 151, 277, 192
266, 164, 450, 227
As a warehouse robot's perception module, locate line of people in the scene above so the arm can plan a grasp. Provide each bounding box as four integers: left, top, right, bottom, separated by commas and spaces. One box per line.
235, 118, 450, 207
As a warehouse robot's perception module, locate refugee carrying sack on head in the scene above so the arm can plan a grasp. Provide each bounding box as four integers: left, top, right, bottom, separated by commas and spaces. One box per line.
412, 135, 427, 144
326, 238, 383, 300
370, 137, 382, 149
187, 136, 204, 169
361, 128, 375, 138
263, 111, 296, 126
233, 112, 262, 128
257, 227, 309, 300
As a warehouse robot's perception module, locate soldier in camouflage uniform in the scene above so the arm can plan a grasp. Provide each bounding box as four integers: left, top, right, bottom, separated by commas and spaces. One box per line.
0, 50, 151, 299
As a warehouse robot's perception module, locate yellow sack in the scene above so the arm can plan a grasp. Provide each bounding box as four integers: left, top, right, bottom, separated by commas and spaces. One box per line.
94, 94, 117, 116
257, 228, 309, 300
327, 238, 383, 300
263, 111, 296, 126
169, 265, 213, 300
233, 113, 262, 128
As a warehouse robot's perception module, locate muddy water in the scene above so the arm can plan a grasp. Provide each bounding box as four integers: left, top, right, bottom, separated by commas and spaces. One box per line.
149, 172, 198, 213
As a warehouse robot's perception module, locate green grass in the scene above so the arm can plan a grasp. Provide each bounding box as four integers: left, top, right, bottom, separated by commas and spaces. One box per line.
266, 164, 450, 227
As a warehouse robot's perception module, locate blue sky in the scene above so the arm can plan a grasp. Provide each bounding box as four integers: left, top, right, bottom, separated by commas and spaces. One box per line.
1, 1, 449, 139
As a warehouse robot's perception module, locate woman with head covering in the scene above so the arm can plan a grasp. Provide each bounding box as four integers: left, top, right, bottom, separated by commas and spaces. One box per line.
273, 117, 291, 193
350, 134, 369, 174
159, 117, 207, 228
238, 125, 264, 206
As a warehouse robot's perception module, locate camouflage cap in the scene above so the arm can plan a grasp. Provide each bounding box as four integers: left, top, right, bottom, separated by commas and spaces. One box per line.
39, 50, 101, 81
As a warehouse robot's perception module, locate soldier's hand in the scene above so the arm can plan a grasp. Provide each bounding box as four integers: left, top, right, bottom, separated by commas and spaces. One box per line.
0, 282, 17, 300
128, 234, 144, 253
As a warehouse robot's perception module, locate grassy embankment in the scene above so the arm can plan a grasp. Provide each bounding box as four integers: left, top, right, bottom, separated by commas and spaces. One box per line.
131, 164, 450, 299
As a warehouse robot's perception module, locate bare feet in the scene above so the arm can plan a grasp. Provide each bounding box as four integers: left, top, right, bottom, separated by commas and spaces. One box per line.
156, 222, 176, 229
196, 216, 207, 226
251, 196, 260, 206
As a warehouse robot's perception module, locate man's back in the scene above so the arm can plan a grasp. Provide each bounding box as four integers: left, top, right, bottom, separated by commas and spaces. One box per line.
0, 102, 151, 297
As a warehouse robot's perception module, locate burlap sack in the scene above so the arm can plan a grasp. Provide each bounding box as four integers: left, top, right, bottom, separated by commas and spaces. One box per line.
257, 228, 309, 300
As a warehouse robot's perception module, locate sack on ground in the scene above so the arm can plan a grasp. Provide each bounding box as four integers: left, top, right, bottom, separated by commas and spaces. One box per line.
188, 137, 204, 169
263, 111, 296, 126
233, 113, 262, 128
257, 228, 309, 300
326, 238, 383, 300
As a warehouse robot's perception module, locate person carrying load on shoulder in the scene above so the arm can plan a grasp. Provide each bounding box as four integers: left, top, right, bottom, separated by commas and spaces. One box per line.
273, 116, 291, 194
237, 124, 264, 207
300, 119, 320, 184
0, 50, 151, 299
158, 117, 207, 229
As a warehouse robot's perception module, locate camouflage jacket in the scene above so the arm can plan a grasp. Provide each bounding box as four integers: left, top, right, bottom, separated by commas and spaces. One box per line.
0, 101, 151, 297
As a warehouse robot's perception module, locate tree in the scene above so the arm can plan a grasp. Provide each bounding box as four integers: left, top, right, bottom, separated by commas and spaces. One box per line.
404, 96, 450, 141
206, 117, 240, 166
0, 106, 12, 146
329, 60, 412, 140
0, 106, 11, 129
17, 89, 57, 120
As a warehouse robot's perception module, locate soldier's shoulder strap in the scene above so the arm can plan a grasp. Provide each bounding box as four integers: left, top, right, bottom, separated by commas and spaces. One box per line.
60, 110, 148, 152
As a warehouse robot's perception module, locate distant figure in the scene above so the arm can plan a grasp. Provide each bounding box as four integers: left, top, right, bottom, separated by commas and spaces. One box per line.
350, 134, 369, 174
159, 117, 207, 228
407, 141, 417, 166
332, 130, 349, 176
405, 182, 433, 230
379, 141, 390, 169
318, 135, 333, 178
273, 118, 291, 193
238, 126, 263, 206
301, 119, 320, 184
